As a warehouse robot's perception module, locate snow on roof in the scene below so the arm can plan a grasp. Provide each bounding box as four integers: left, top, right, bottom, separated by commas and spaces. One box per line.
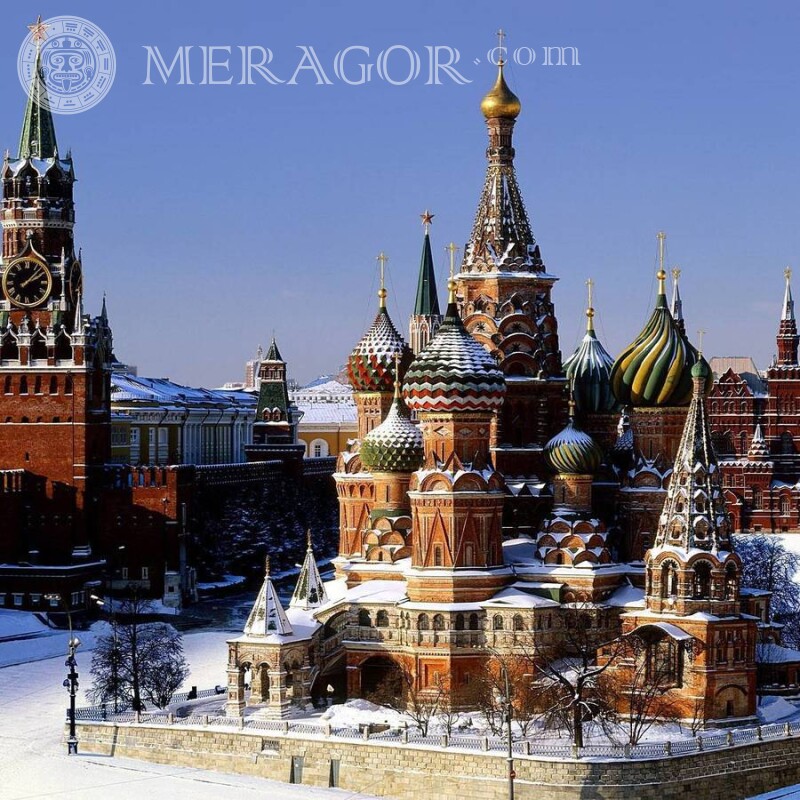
634, 621, 693, 641
482, 585, 560, 609
295, 402, 357, 424
111, 371, 257, 408
502, 536, 539, 564
757, 642, 800, 664
606, 583, 645, 608
709, 356, 766, 396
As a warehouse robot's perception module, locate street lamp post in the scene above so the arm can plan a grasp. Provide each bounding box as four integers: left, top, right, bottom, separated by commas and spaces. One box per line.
488, 647, 515, 800
45, 593, 81, 755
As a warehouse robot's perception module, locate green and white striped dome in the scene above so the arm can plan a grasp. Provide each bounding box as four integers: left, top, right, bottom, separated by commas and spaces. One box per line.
359, 396, 424, 473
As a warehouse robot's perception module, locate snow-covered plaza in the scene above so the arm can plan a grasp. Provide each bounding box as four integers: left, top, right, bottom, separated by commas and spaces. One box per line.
0, 611, 377, 799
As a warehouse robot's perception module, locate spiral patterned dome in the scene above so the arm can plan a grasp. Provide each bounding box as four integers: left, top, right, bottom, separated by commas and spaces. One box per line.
403, 304, 506, 413
564, 327, 618, 414
346, 307, 411, 393
544, 419, 604, 475
610, 277, 708, 407
360, 396, 424, 473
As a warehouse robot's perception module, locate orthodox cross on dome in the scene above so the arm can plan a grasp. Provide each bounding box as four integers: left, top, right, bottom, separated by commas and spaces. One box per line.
420, 209, 435, 233
697, 328, 706, 356
786, 266, 793, 282
446, 241, 459, 304
656, 231, 667, 294
377, 251, 388, 309
585, 278, 595, 332
28, 16, 49, 44
496, 28, 507, 65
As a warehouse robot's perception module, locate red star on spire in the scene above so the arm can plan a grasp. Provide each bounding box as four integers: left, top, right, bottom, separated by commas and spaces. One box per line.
28, 16, 49, 44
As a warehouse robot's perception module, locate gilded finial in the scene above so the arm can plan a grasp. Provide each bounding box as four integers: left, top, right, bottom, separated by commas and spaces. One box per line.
265, 555, 270, 577
697, 328, 706, 356
585, 278, 595, 332
656, 232, 667, 294
446, 242, 459, 304
786, 266, 793, 283
377, 251, 388, 308
306, 529, 312, 549
672, 266, 681, 283
420, 209, 434, 233
567, 377, 576, 419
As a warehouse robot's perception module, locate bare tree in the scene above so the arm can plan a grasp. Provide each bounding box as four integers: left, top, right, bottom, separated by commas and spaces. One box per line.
524, 604, 623, 748
369, 664, 442, 736
736, 534, 800, 647
90, 594, 189, 711
599, 632, 682, 745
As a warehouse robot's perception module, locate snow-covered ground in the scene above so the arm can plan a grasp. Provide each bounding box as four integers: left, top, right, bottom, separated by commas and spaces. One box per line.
0, 613, 376, 799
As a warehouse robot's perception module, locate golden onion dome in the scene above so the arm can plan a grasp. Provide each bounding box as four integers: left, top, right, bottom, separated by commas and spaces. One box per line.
610, 270, 710, 407
480, 62, 521, 120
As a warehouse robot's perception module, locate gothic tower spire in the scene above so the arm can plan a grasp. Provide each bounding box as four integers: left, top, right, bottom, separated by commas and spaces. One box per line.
19, 19, 58, 159
409, 211, 442, 354
777, 266, 798, 365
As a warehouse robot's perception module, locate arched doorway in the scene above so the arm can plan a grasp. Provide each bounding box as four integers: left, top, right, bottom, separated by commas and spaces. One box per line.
360, 656, 403, 699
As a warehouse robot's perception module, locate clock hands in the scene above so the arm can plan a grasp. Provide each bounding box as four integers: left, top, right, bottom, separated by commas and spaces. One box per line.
19, 266, 45, 289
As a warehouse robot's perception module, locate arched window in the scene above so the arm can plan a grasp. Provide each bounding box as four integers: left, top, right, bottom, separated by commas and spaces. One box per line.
751, 486, 762, 509
468, 613, 479, 631
693, 560, 712, 598
375, 609, 389, 628
417, 613, 429, 631
493, 614, 504, 631
64, 375, 73, 395
358, 609, 371, 627
433, 614, 445, 631
725, 563, 738, 600
19, 376, 28, 394
661, 561, 678, 598
513, 614, 524, 632
3, 376, 11, 394
434, 545, 443, 567
464, 543, 475, 567
49, 375, 57, 394
455, 613, 465, 631
782, 432, 794, 455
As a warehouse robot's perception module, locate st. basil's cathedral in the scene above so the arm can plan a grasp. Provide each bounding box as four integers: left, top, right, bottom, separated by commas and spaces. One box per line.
225, 59, 800, 725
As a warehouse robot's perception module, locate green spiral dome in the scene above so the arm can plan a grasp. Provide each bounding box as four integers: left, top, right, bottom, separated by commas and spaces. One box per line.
544, 419, 604, 475
611, 288, 708, 407
359, 396, 424, 473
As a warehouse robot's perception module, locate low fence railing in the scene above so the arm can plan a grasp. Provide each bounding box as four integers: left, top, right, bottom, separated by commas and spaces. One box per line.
72, 691, 800, 761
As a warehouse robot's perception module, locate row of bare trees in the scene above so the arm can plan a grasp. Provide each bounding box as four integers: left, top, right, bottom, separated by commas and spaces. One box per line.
368, 605, 692, 746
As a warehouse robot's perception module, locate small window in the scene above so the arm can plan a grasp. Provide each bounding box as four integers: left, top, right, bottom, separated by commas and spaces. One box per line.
30, 593, 40, 604
141, 567, 149, 580
49, 595, 59, 608
493, 614, 504, 631
12, 593, 23, 607
121, 567, 129, 580
64, 375, 73, 395
49, 375, 57, 394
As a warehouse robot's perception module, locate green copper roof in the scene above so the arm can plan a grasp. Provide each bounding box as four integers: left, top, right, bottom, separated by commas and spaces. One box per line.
18, 48, 58, 159
563, 328, 618, 415
413, 231, 441, 318
255, 378, 289, 418
265, 337, 283, 362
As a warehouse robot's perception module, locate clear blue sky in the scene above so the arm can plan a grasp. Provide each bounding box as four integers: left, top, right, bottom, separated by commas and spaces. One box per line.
2, 1, 799, 386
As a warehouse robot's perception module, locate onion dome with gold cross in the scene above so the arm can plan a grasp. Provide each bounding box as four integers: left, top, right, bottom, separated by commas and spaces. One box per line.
480, 57, 521, 120
563, 279, 618, 414
346, 252, 412, 392
610, 234, 709, 407
360, 381, 424, 473
544, 398, 604, 475
402, 273, 506, 412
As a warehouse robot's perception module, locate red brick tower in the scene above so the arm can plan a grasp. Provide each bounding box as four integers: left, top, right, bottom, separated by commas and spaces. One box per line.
611, 359, 757, 722
777, 267, 799, 366
457, 59, 565, 495
0, 46, 112, 562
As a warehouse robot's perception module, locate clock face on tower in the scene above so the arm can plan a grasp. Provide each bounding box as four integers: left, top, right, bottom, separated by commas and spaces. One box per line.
3, 257, 52, 308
